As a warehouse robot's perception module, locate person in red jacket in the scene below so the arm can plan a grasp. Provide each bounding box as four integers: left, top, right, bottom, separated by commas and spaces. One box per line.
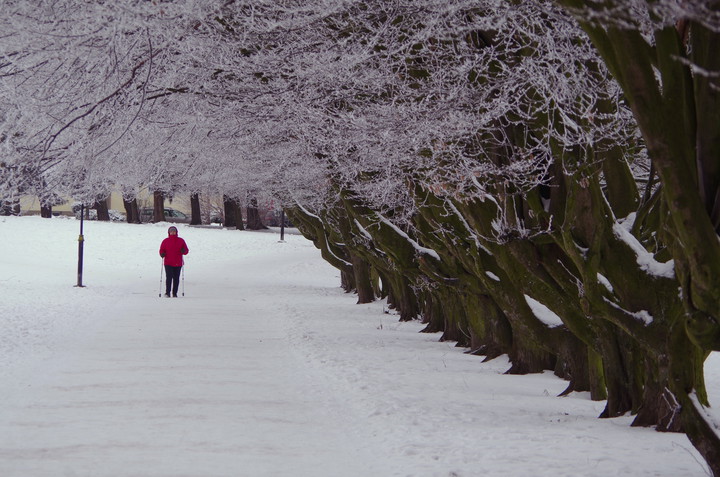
159, 226, 189, 297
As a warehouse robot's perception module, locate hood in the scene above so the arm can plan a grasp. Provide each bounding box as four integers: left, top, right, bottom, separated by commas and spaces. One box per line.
167, 226, 178, 236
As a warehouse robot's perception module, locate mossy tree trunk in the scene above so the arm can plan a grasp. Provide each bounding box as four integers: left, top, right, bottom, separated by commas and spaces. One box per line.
557, 0, 720, 346
350, 253, 375, 304
413, 185, 586, 380
549, 7, 720, 469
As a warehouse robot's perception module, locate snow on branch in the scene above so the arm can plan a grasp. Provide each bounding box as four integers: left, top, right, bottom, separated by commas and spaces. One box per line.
524, 294, 565, 328
0, 0, 643, 213
377, 214, 441, 262
613, 214, 675, 279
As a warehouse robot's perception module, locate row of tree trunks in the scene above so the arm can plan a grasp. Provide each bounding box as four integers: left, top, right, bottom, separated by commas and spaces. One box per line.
223, 195, 269, 230
32, 190, 268, 230
39, 198, 111, 220
551, 6, 720, 472
287, 147, 719, 473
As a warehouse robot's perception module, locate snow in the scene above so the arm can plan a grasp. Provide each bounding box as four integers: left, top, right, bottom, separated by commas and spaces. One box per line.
613, 214, 675, 279
378, 215, 442, 261
354, 219, 374, 241
631, 309, 654, 326
597, 273, 613, 293
524, 295, 564, 328
0, 215, 715, 477
602, 298, 655, 326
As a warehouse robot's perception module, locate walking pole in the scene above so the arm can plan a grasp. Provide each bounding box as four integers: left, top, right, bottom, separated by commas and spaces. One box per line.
181, 259, 185, 297
159, 258, 164, 297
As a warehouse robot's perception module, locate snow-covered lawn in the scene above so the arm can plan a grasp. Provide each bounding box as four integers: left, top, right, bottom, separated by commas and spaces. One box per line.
0, 216, 714, 476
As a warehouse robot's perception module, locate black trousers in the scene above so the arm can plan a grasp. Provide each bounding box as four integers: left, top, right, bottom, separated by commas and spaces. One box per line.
164, 265, 182, 296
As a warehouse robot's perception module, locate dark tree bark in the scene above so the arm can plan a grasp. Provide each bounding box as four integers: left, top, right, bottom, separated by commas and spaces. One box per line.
190, 193, 202, 225
246, 197, 268, 230
223, 195, 243, 229
222, 195, 236, 227
40, 205, 52, 218
153, 191, 165, 223
420, 291, 445, 331
548, 8, 720, 469
123, 198, 140, 224
94, 198, 110, 221
350, 253, 375, 304
340, 269, 355, 293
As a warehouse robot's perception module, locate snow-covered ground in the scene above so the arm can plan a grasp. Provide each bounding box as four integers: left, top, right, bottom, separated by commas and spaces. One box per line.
0, 215, 715, 476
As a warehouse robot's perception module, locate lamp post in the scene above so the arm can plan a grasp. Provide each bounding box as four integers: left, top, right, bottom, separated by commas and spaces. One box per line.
279, 209, 286, 242
76, 204, 85, 287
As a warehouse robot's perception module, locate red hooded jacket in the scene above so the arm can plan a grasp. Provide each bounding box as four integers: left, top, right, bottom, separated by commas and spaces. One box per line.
159, 229, 189, 267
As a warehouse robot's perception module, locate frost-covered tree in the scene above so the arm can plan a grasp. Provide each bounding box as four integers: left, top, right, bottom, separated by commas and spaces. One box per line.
551, 0, 720, 470
3, 0, 720, 472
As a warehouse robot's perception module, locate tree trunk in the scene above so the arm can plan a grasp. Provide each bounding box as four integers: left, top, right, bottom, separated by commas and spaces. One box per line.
95, 198, 110, 221
222, 196, 245, 230
190, 193, 202, 225
246, 197, 267, 230
124, 198, 140, 224
433, 287, 470, 346
505, 333, 556, 375
40, 205, 52, 218
223, 195, 237, 227
386, 274, 419, 322
464, 293, 513, 362
340, 269, 355, 293
680, 393, 720, 477
153, 191, 165, 223
586, 346, 608, 401
420, 291, 445, 331
351, 253, 375, 304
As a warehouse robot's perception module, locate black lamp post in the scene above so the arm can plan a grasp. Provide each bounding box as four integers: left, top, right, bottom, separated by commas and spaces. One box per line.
279, 209, 285, 242
76, 204, 85, 287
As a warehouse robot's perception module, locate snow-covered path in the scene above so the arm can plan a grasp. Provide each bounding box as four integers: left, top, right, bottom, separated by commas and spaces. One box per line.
0, 217, 713, 476
1, 298, 385, 476
0, 225, 384, 476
